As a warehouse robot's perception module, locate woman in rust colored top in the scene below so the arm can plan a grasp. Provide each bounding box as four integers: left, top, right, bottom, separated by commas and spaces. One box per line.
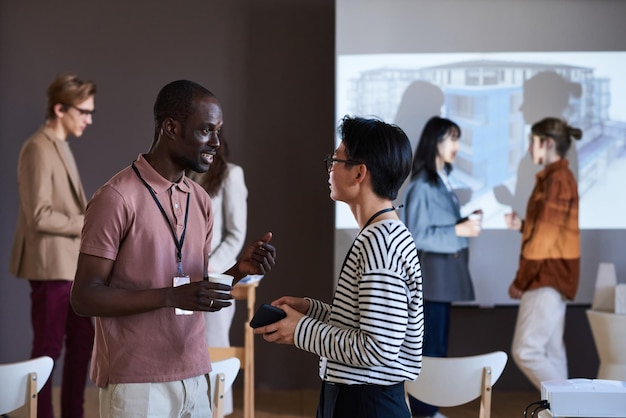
505, 117, 582, 391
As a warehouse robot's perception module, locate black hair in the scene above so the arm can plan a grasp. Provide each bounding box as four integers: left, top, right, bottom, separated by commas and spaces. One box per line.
410, 116, 461, 185
338, 116, 412, 200
153, 80, 215, 132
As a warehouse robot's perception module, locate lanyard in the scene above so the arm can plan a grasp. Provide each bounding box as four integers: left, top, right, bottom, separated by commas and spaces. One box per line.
360, 206, 399, 233
337, 206, 401, 273
132, 163, 190, 274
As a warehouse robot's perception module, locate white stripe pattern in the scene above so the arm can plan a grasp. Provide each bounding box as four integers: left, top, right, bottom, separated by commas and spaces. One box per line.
295, 219, 424, 385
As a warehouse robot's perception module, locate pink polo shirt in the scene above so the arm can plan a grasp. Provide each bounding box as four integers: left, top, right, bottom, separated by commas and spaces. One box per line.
80, 154, 214, 387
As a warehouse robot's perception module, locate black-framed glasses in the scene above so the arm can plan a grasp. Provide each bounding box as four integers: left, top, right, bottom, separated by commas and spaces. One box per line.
324, 154, 363, 173
69, 105, 95, 117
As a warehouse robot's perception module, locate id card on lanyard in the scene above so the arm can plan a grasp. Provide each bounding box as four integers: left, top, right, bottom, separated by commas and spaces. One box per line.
132, 162, 192, 315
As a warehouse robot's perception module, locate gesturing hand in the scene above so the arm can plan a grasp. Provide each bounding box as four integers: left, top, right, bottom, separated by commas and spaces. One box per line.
237, 232, 276, 276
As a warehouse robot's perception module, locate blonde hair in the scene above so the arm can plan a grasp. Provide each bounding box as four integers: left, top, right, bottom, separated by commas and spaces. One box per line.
45, 73, 96, 120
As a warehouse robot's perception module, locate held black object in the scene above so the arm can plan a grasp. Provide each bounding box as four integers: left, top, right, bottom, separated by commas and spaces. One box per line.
249, 304, 286, 328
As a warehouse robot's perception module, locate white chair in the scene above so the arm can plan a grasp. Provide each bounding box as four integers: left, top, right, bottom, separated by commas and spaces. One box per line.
0, 356, 54, 418
586, 310, 626, 380
209, 357, 241, 418
405, 351, 508, 418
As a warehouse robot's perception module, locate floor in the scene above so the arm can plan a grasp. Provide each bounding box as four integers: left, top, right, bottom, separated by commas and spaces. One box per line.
230, 389, 540, 418
7, 387, 540, 418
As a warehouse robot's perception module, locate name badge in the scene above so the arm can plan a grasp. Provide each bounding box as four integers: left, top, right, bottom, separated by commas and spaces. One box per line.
173, 274, 193, 315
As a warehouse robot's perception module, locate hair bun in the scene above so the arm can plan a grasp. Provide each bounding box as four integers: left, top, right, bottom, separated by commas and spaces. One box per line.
569, 126, 583, 140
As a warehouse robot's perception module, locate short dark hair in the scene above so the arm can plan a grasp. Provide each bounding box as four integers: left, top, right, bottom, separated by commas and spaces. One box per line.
153, 80, 215, 130
410, 116, 461, 184
338, 116, 412, 200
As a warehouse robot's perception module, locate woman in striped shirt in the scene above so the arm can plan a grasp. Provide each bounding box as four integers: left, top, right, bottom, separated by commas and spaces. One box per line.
254, 116, 424, 418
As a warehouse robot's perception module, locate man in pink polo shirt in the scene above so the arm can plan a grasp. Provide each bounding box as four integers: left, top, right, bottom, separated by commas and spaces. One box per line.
71, 80, 276, 418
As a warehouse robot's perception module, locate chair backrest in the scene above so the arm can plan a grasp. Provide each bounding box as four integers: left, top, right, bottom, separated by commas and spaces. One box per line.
0, 356, 54, 418
209, 357, 240, 418
405, 351, 507, 418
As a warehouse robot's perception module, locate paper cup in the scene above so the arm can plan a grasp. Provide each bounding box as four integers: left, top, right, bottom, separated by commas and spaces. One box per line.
468, 213, 483, 222
207, 273, 234, 293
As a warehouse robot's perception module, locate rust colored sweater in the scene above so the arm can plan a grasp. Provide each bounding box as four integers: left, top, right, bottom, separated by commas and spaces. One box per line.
513, 159, 580, 300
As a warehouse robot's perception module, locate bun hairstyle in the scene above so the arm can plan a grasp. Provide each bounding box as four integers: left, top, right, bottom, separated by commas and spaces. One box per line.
531, 117, 582, 158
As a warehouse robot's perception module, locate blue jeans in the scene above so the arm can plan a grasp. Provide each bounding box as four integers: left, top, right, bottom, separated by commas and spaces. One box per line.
409, 301, 450, 417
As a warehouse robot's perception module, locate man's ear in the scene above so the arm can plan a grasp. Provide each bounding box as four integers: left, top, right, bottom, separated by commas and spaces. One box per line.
53, 103, 66, 119
162, 117, 178, 139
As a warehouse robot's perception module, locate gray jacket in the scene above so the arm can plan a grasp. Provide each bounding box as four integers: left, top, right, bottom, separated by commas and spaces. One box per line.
401, 171, 474, 302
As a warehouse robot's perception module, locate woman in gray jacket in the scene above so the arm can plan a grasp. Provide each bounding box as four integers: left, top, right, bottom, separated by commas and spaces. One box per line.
401, 116, 481, 418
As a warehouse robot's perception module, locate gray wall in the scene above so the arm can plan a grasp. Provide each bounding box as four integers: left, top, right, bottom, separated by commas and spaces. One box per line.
0, 0, 334, 390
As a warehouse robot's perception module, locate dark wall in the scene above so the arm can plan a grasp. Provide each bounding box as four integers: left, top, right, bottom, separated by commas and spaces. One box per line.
0, 0, 601, 392
448, 306, 598, 391
0, 0, 334, 390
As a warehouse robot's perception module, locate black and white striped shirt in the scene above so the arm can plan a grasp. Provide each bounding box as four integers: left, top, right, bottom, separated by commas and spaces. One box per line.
295, 219, 424, 385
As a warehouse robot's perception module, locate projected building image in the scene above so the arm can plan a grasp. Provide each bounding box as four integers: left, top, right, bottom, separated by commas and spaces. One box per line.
336, 53, 626, 229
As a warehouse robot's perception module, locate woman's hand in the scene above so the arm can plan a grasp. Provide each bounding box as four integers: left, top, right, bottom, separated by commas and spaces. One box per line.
504, 212, 522, 231
252, 304, 305, 345
455, 218, 481, 237
271, 296, 310, 314
509, 283, 523, 299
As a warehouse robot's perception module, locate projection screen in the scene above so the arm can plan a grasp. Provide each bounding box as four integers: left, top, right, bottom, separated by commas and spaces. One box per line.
335, 0, 626, 306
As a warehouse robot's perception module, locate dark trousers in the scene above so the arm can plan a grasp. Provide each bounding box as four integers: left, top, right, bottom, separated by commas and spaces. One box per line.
408, 300, 450, 417
317, 381, 410, 418
30, 280, 95, 418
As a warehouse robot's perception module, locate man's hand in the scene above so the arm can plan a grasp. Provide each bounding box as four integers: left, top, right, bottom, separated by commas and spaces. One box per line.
170, 280, 233, 312
234, 232, 276, 279
72, 253, 233, 317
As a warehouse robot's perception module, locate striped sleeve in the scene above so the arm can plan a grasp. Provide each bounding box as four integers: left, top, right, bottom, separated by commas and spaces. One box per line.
294, 220, 423, 385
305, 297, 331, 322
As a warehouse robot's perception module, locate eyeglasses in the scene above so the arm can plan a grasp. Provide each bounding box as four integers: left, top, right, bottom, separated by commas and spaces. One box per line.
324, 154, 363, 173
69, 105, 95, 117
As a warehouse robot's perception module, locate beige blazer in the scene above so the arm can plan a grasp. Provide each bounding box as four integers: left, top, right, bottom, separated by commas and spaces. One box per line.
9, 127, 87, 281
